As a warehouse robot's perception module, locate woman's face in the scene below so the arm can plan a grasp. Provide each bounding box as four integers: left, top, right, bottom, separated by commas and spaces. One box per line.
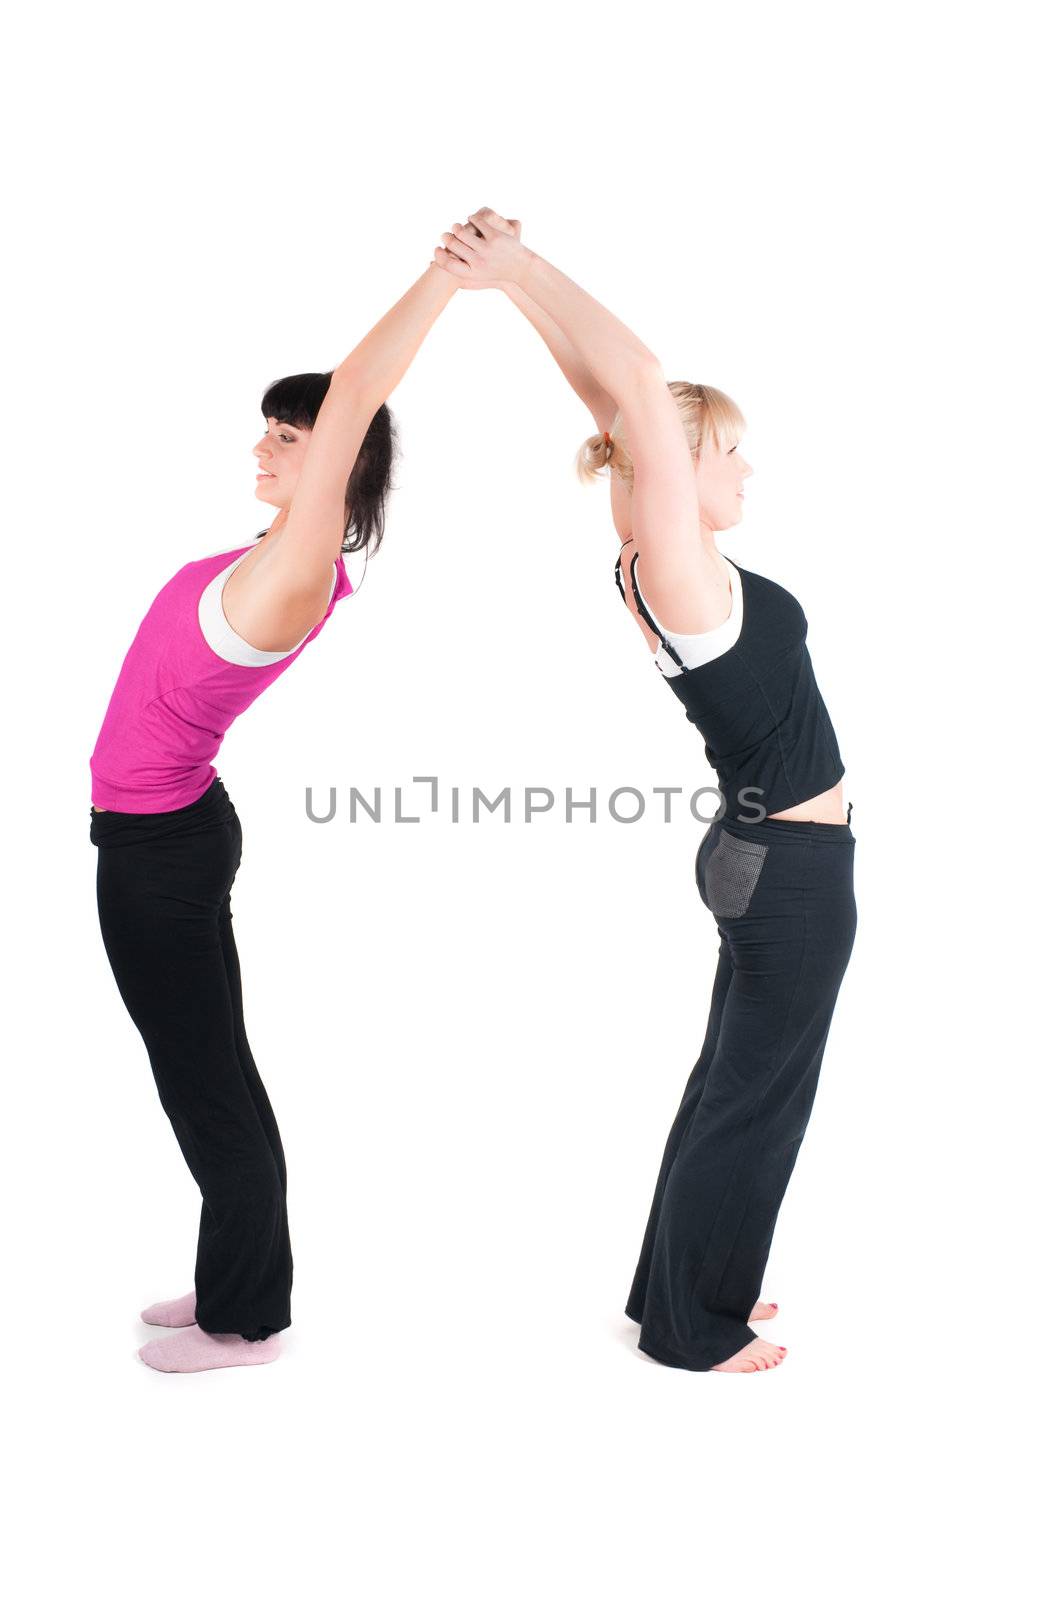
694, 435, 753, 531
253, 416, 312, 509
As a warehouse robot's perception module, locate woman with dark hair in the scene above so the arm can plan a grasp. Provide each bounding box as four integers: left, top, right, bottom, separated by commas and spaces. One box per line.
89, 261, 460, 1373
435, 211, 857, 1375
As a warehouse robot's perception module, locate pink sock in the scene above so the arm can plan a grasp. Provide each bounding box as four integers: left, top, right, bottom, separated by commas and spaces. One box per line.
138, 1326, 282, 1373
141, 1290, 197, 1327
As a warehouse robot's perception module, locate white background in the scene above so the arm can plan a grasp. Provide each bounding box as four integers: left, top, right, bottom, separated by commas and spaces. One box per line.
4, 1, 1057, 1594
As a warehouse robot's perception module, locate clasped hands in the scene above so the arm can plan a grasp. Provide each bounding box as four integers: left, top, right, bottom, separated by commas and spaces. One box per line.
433, 208, 528, 290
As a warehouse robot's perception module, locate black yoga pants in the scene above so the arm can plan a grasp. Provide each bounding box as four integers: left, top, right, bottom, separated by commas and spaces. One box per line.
626, 809, 858, 1370
90, 776, 292, 1341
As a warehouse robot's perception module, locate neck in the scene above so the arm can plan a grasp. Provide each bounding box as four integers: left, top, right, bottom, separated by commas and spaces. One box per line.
259, 508, 288, 545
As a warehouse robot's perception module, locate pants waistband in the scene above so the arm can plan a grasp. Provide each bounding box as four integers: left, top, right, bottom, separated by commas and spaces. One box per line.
717, 799, 854, 844
89, 776, 236, 847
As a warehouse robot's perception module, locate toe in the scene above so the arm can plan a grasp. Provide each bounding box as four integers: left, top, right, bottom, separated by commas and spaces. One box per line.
137, 1340, 165, 1371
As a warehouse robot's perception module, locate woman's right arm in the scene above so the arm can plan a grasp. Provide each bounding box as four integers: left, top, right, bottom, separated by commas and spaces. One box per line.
502, 280, 618, 434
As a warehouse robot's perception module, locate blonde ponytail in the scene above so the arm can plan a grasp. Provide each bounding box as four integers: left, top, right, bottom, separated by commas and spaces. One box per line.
575, 425, 623, 484
574, 382, 746, 491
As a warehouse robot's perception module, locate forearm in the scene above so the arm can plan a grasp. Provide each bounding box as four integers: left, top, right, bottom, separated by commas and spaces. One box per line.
502, 281, 617, 423
332, 263, 458, 406
511, 251, 662, 410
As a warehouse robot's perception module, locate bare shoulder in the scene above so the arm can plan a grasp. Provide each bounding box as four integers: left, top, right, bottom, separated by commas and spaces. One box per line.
222, 540, 336, 654
631, 541, 735, 637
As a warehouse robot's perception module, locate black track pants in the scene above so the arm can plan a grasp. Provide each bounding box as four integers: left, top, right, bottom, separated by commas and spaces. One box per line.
90, 777, 292, 1340
626, 809, 857, 1370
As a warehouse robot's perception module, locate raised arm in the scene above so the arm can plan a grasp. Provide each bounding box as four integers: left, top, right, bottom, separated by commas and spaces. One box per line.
266, 263, 458, 593
462, 217, 629, 540
442, 215, 617, 431
500, 279, 642, 546
503, 281, 617, 431
435, 212, 710, 632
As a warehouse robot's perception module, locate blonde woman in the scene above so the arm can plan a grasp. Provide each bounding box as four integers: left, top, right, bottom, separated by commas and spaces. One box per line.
435, 211, 856, 1374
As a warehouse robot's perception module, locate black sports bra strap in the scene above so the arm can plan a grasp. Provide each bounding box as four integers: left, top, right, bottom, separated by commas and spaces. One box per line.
626, 551, 687, 672
614, 537, 633, 599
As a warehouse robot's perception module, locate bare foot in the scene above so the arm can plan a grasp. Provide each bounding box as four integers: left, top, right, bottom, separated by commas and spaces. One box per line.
712, 1337, 787, 1373
749, 1300, 779, 1321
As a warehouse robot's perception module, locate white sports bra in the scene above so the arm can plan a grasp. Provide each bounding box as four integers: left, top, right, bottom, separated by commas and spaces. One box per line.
615, 546, 744, 678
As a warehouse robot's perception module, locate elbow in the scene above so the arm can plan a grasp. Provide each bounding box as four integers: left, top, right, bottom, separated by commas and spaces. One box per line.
617, 359, 673, 423
621, 357, 669, 401
632, 356, 666, 384
329, 361, 373, 404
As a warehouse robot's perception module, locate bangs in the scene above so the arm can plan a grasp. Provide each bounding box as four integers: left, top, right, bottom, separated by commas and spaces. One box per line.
698, 386, 747, 454
260, 371, 332, 430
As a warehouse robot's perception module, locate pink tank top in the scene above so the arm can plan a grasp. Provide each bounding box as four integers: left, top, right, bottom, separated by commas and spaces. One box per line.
89, 540, 358, 812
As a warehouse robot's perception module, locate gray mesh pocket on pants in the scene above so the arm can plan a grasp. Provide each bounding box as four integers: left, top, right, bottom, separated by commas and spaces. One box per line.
700, 829, 769, 918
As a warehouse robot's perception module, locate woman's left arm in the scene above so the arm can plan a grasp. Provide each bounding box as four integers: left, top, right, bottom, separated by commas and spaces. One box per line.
498, 279, 634, 544
267, 264, 459, 591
